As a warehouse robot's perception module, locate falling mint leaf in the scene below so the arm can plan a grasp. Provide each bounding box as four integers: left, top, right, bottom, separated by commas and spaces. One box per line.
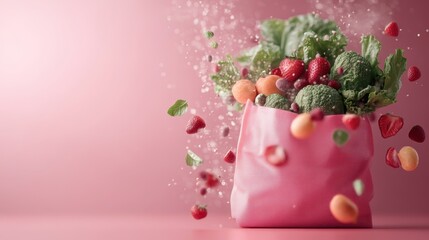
167, 99, 188, 116
333, 129, 349, 146
186, 150, 203, 167
205, 31, 214, 39
353, 179, 365, 196
210, 41, 219, 49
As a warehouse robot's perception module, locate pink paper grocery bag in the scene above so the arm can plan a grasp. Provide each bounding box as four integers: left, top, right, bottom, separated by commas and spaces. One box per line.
231, 101, 374, 228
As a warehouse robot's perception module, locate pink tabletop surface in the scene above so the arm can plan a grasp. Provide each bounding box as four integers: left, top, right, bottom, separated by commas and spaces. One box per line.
0, 214, 428, 240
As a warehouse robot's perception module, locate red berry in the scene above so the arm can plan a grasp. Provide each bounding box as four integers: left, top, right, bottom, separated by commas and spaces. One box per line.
191, 205, 208, 220
409, 125, 425, 143
336, 67, 344, 75
307, 57, 331, 84
386, 147, 401, 168
186, 115, 206, 134
214, 64, 221, 73
290, 102, 300, 113
220, 126, 230, 137
264, 145, 287, 166
241, 68, 249, 78
310, 108, 324, 121
223, 149, 236, 164
294, 78, 309, 90
408, 66, 421, 82
270, 67, 282, 77
279, 58, 305, 82
384, 21, 399, 37
200, 188, 207, 196
328, 80, 341, 90
202, 171, 219, 188
342, 114, 361, 130
378, 113, 404, 138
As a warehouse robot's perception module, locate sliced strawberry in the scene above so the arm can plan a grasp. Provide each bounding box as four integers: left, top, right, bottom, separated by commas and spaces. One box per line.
409, 125, 425, 143
386, 147, 401, 168
186, 115, 206, 134
307, 56, 331, 84
191, 205, 208, 220
270, 67, 283, 77
384, 21, 399, 37
378, 113, 404, 138
279, 58, 305, 82
408, 66, 421, 82
264, 145, 287, 166
223, 149, 236, 164
342, 114, 361, 130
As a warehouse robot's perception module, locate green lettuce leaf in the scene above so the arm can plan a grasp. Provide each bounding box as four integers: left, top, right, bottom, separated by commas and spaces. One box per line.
383, 49, 406, 99
361, 35, 381, 68
260, 19, 286, 47
167, 99, 188, 116
293, 31, 347, 64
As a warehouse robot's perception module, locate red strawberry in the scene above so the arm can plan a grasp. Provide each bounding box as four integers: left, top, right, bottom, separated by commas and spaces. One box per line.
279, 58, 305, 82
223, 149, 236, 164
270, 67, 283, 77
409, 125, 425, 143
191, 205, 207, 220
200, 171, 219, 188
408, 66, 421, 82
307, 56, 331, 84
264, 145, 287, 166
386, 147, 401, 168
384, 21, 399, 37
378, 113, 404, 138
342, 114, 361, 130
327, 80, 341, 90
186, 115, 206, 134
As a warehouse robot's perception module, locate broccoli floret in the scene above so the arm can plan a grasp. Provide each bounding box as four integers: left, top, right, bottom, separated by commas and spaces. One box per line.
264, 94, 290, 110
294, 85, 345, 114
331, 51, 374, 92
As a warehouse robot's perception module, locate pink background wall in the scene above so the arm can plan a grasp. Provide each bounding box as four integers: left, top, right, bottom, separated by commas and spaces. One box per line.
0, 0, 428, 217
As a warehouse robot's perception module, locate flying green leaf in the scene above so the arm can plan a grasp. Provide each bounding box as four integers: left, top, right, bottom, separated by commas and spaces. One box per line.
186, 150, 203, 167
353, 179, 365, 196
167, 99, 188, 116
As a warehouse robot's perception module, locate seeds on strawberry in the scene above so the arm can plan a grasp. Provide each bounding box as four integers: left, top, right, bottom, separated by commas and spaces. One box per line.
186, 115, 206, 134
279, 58, 305, 82
409, 125, 425, 143
386, 147, 401, 168
378, 113, 404, 138
224, 149, 236, 164
191, 204, 208, 220
310, 108, 325, 121
264, 145, 288, 166
384, 21, 399, 37
408, 66, 421, 82
307, 56, 331, 84
270, 67, 283, 77
342, 114, 361, 130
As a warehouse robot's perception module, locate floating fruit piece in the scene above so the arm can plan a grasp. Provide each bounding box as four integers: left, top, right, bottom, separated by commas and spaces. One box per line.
398, 146, 419, 171
214, 64, 221, 73
186, 115, 206, 134
191, 204, 208, 220
330, 194, 359, 224
204, 31, 214, 39
220, 126, 230, 137
264, 145, 288, 166
279, 58, 305, 82
385, 147, 401, 168
231, 79, 257, 104
353, 179, 365, 197
209, 41, 218, 49
256, 75, 282, 95
270, 67, 282, 77
409, 125, 425, 143
384, 21, 399, 37
333, 129, 349, 147
307, 56, 331, 84
378, 113, 404, 138
200, 171, 220, 188
342, 114, 360, 130
290, 113, 315, 139
310, 108, 324, 121
200, 188, 207, 196
241, 68, 249, 78
408, 66, 421, 82
224, 149, 236, 164
290, 102, 299, 113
